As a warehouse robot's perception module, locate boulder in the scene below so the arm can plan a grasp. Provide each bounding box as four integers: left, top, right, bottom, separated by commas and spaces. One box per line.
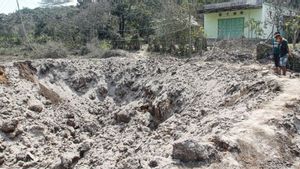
115, 111, 131, 123
0, 119, 18, 133
256, 42, 272, 60
28, 98, 43, 113
172, 139, 219, 163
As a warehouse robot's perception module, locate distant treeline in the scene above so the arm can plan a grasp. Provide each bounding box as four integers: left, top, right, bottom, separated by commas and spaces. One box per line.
0, 0, 253, 57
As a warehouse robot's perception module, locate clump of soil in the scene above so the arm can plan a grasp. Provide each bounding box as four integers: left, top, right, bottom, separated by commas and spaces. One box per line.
14, 61, 37, 83
0, 66, 8, 84
39, 83, 61, 105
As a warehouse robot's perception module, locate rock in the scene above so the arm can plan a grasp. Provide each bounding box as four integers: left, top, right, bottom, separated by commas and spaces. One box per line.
256, 43, 272, 60
148, 160, 158, 168
261, 70, 269, 76
18, 161, 24, 167
39, 83, 61, 105
172, 139, 219, 163
16, 152, 35, 162
52, 152, 80, 169
96, 86, 108, 99
78, 139, 93, 157
65, 113, 75, 119
0, 119, 18, 133
0, 154, 4, 166
115, 85, 127, 98
0, 144, 6, 152
28, 97, 44, 113
280, 113, 300, 134
115, 111, 131, 123
22, 161, 38, 169
68, 74, 97, 94
66, 119, 76, 127
82, 121, 99, 135
28, 104, 43, 113
210, 136, 240, 153
89, 93, 96, 100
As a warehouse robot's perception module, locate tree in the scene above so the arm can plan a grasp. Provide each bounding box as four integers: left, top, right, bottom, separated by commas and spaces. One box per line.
264, 0, 299, 44
285, 16, 300, 49
246, 18, 264, 39
151, 0, 205, 56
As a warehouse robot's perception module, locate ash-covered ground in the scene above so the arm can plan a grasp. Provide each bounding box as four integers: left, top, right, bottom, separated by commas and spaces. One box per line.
0, 51, 300, 169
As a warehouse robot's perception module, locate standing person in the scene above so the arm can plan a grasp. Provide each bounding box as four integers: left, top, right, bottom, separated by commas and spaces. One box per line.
273, 32, 281, 74
274, 32, 290, 76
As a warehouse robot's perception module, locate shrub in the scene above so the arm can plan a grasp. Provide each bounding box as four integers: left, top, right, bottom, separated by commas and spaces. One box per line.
101, 50, 128, 58
32, 41, 68, 59
86, 39, 114, 58
99, 40, 112, 50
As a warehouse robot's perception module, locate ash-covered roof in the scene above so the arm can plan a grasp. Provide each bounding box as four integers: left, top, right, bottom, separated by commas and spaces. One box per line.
200, 0, 263, 13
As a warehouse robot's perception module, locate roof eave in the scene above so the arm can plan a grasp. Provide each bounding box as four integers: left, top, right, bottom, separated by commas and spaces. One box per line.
199, 5, 262, 14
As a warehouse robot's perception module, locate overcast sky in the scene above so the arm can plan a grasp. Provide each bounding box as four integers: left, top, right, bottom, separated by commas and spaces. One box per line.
0, 0, 78, 14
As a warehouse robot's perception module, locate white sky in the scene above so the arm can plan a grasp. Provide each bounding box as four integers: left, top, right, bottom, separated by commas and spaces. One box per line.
0, 0, 78, 14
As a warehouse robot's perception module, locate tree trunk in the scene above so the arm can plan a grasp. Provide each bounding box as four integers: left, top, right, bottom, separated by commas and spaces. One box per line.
119, 15, 125, 38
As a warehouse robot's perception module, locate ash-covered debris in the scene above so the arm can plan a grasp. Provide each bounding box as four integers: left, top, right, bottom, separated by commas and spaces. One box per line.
0, 55, 298, 169
204, 39, 256, 63
172, 139, 220, 164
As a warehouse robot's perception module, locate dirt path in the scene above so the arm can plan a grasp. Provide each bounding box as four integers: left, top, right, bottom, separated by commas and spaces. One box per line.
230, 73, 300, 138
246, 74, 298, 124
219, 72, 300, 168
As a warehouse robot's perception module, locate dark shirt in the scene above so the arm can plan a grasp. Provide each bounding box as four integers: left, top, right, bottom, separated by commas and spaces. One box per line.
278, 39, 289, 57
273, 39, 280, 55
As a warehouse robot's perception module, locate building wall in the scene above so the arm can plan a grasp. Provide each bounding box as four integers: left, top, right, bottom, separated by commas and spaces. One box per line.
204, 8, 263, 39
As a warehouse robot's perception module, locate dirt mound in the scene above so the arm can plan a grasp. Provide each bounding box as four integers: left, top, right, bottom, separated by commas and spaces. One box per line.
0, 56, 299, 169
204, 40, 257, 63
212, 39, 258, 51
14, 61, 37, 83
203, 47, 254, 63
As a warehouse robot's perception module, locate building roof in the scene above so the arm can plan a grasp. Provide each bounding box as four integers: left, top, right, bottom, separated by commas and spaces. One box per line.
200, 0, 263, 13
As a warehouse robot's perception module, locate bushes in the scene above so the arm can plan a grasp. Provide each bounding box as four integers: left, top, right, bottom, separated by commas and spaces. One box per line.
101, 50, 128, 58
85, 39, 107, 58
32, 41, 68, 59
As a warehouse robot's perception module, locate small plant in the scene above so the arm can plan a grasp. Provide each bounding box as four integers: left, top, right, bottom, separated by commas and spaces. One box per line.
99, 40, 112, 50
